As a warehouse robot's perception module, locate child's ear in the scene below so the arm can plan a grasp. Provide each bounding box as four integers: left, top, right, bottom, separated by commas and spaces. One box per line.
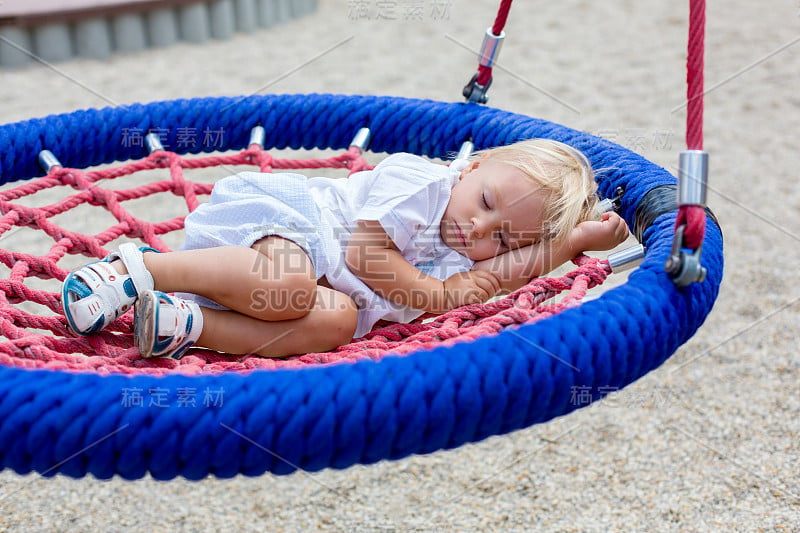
462, 155, 488, 176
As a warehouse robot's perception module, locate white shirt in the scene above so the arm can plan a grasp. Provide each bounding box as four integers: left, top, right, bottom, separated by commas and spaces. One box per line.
307, 153, 474, 337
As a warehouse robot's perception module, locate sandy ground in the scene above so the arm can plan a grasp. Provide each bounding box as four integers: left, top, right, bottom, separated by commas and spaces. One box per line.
0, 0, 799, 531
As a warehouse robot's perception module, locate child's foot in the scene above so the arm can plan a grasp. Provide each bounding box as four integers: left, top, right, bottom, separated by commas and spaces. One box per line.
61, 243, 157, 335
134, 290, 203, 359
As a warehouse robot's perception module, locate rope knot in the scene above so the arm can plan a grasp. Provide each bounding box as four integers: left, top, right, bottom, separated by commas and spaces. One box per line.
244, 147, 273, 172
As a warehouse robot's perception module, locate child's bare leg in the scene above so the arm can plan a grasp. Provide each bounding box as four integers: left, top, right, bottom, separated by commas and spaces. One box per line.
198, 286, 358, 357
135, 236, 316, 321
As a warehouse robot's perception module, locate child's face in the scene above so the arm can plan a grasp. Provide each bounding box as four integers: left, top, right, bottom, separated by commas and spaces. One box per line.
441, 157, 547, 261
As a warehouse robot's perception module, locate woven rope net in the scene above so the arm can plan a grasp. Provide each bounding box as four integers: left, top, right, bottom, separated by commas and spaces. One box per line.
0, 142, 611, 376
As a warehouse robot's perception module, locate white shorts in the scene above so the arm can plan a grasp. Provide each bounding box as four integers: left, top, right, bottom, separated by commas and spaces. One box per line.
179, 171, 330, 309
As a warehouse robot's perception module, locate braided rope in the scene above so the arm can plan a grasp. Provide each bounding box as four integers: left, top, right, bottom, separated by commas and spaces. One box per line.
685, 0, 705, 151
676, 0, 707, 249
0, 95, 723, 479
475, 0, 513, 87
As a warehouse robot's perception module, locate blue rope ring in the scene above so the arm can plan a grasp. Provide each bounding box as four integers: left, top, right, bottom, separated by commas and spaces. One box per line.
0, 94, 722, 480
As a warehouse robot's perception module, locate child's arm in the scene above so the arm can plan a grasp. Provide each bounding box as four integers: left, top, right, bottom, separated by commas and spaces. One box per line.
345, 220, 501, 314
472, 212, 630, 293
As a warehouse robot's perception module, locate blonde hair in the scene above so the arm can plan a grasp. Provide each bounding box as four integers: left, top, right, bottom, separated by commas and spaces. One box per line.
474, 139, 600, 243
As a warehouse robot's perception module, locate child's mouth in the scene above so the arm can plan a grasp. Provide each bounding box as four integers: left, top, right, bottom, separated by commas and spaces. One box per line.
455, 222, 467, 247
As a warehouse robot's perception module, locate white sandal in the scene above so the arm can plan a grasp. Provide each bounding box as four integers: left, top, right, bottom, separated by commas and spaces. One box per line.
61, 243, 157, 335
134, 290, 203, 359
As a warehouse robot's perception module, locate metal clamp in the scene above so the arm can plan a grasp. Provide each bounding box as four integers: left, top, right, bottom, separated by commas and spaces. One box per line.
597, 198, 615, 214
38, 150, 62, 173
455, 140, 474, 160
665, 150, 709, 286
349, 127, 372, 153
478, 28, 505, 68
462, 73, 492, 104
665, 225, 707, 286
145, 132, 165, 153
249, 125, 266, 148
597, 186, 625, 215
463, 28, 505, 104
608, 244, 646, 274
678, 150, 708, 206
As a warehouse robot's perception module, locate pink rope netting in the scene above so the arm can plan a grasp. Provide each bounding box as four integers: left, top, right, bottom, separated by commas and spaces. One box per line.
0, 143, 611, 375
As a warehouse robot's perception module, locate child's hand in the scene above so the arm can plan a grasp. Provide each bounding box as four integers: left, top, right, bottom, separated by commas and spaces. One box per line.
443, 271, 501, 311
570, 212, 630, 253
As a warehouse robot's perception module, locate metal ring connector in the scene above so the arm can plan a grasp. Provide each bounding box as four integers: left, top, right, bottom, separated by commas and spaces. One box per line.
145, 132, 165, 154
462, 73, 492, 104
665, 225, 707, 286
249, 125, 266, 148
597, 187, 624, 215
608, 244, 646, 273
597, 198, 614, 214
478, 28, 505, 68
456, 141, 474, 160
349, 127, 372, 153
38, 150, 62, 173
667, 151, 709, 286
678, 150, 708, 206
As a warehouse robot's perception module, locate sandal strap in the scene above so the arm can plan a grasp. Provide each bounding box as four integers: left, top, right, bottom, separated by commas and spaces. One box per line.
62, 243, 159, 335
136, 291, 203, 359
64, 261, 134, 334
108, 242, 155, 296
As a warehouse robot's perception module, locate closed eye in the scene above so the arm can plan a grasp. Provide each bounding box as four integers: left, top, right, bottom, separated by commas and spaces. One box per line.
498, 233, 509, 249
493, 230, 508, 249
481, 191, 490, 209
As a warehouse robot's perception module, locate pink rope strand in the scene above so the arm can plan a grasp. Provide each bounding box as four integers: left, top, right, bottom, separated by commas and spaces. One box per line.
0, 143, 609, 375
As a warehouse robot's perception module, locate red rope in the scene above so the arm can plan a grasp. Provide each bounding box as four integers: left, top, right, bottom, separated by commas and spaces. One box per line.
686, 0, 705, 151
677, 0, 707, 250
0, 143, 610, 375
475, 0, 513, 87
675, 205, 706, 250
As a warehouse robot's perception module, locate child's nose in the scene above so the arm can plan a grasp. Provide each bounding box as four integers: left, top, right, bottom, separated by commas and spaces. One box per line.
470, 216, 494, 239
